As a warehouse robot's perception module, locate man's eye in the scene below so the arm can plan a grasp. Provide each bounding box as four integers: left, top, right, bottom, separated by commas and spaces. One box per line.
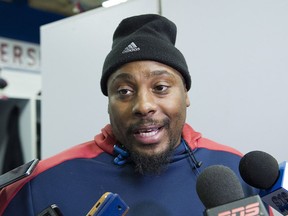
118, 88, 133, 95
154, 85, 169, 92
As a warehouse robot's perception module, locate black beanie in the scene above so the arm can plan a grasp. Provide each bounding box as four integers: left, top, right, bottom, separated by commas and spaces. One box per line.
101, 14, 191, 96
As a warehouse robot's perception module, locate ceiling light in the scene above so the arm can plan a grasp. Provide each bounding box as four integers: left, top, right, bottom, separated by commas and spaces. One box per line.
102, 0, 127, 8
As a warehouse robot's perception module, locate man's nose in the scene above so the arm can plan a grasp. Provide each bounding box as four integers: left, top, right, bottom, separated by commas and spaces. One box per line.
132, 90, 157, 117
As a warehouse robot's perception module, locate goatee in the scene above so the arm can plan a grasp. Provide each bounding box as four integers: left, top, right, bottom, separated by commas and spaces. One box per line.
130, 142, 175, 175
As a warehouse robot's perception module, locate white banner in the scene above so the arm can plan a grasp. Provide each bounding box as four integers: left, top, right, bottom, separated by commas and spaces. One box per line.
0, 37, 40, 72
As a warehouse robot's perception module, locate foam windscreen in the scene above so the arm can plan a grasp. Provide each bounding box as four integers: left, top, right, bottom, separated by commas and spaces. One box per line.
239, 150, 279, 189
196, 165, 245, 209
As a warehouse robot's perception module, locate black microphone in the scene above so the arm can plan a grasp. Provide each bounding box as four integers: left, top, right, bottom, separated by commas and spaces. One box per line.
196, 165, 269, 216
239, 150, 288, 215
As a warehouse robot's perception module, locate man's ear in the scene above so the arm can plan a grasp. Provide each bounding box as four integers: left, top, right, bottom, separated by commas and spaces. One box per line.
186, 92, 190, 107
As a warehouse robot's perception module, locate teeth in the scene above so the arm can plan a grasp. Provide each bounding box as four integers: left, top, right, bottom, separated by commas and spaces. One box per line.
139, 130, 158, 137
139, 128, 153, 133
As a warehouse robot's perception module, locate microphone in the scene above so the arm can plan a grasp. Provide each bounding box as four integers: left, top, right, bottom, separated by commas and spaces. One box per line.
86, 192, 129, 216
239, 150, 288, 215
196, 165, 269, 216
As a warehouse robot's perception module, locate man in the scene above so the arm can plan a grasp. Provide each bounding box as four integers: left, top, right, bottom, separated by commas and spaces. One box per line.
0, 14, 272, 215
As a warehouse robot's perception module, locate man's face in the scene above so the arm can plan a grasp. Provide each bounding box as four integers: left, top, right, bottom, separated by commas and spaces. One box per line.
107, 61, 190, 173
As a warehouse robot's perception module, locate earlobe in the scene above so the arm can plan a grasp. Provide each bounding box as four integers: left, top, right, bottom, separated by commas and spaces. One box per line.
186, 94, 190, 107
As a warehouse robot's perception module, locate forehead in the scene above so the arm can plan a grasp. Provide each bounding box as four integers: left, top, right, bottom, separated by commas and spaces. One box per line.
107, 60, 184, 84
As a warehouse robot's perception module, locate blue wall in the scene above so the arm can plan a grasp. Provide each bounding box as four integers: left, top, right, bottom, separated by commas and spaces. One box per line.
0, 2, 65, 44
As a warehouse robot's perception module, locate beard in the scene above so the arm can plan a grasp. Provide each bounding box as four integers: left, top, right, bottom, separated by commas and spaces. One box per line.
130, 142, 175, 175
127, 119, 180, 175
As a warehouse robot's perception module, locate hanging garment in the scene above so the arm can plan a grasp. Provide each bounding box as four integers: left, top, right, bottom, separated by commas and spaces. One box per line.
2, 105, 24, 173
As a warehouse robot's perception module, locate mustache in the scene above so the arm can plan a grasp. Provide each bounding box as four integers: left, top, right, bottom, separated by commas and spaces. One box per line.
127, 118, 170, 134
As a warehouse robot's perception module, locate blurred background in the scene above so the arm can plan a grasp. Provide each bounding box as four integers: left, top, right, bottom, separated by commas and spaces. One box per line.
0, 0, 118, 44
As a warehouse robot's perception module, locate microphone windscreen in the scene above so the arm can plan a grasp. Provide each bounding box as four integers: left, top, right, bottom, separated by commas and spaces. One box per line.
239, 150, 279, 189
196, 165, 245, 209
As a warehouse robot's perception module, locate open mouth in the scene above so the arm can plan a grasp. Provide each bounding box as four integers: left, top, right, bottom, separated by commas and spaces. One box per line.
134, 126, 163, 137
132, 125, 165, 144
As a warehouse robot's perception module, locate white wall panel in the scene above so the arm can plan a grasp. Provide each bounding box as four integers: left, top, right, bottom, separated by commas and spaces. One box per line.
162, 0, 288, 163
